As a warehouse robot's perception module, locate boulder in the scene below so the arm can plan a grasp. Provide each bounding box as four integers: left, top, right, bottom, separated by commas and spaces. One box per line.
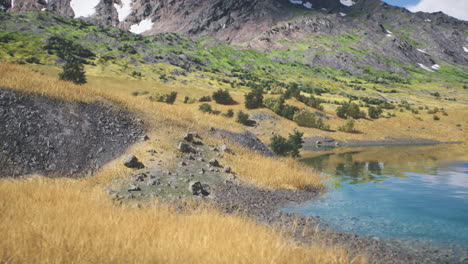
147, 179, 160, 186
177, 142, 196, 153
209, 158, 220, 167
128, 184, 141, 192
188, 181, 210, 196
123, 155, 144, 169
219, 144, 231, 153
224, 166, 231, 173
183, 133, 194, 142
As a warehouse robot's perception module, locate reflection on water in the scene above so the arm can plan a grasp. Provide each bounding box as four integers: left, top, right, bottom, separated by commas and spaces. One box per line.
285, 144, 468, 246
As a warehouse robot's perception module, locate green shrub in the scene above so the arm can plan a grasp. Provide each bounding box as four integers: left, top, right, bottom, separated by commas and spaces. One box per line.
336, 102, 366, 119
368, 106, 383, 119
433, 115, 440, 121
165, 92, 177, 104
25, 57, 40, 64
236, 111, 250, 125
280, 104, 300, 120
338, 117, 356, 133
270, 86, 284, 95
292, 109, 329, 130
213, 89, 235, 105
131, 71, 142, 77
199, 103, 212, 113
269, 130, 304, 158
245, 89, 264, 109
199, 96, 212, 102
151, 92, 177, 104
59, 59, 86, 85
264, 97, 284, 114
223, 109, 234, 118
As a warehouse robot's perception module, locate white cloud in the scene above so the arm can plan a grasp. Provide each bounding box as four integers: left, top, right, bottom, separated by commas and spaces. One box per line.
406, 0, 468, 21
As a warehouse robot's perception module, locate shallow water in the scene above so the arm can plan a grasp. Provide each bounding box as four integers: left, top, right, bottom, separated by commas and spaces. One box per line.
284, 145, 468, 246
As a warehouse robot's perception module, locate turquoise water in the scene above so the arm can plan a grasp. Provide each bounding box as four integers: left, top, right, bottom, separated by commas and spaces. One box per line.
283, 145, 468, 246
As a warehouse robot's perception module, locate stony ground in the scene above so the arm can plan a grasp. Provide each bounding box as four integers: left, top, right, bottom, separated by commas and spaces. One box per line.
0, 88, 143, 177
108, 131, 468, 264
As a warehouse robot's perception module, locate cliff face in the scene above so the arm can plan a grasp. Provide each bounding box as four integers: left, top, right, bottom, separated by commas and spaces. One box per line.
3, 0, 467, 74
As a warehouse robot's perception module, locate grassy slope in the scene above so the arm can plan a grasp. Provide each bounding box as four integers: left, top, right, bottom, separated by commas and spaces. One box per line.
0, 11, 467, 264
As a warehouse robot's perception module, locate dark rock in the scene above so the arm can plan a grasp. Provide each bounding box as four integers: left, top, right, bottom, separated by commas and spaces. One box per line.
224, 166, 232, 173
147, 179, 160, 186
219, 144, 232, 153
183, 133, 194, 142
209, 158, 220, 167
123, 155, 144, 169
177, 142, 196, 153
188, 181, 210, 196
128, 184, 141, 192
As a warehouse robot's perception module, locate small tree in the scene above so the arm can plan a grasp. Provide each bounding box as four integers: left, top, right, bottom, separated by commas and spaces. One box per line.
223, 109, 234, 118
59, 59, 86, 85
293, 109, 329, 130
236, 111, 250, 125
165, 92, 177, 104
245, 89, 264, 109
336, 102, 366, 119
212, 89, 235, 105
269, 130, 304, 158
338, 117, 355, 133
368, 106, 383, 119
199, 103, 212, 113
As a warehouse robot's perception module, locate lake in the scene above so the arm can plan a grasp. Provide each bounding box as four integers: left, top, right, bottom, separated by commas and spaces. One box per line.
283, 144, 468, 246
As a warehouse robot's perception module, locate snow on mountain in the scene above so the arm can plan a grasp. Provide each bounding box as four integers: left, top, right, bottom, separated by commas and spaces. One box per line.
70, 0, 100, 18
114, 0, 133, 22
130, 18, 153, 34
340, 0, 355, 7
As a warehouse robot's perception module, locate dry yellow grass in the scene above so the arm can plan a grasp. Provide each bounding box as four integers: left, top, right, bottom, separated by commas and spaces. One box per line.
0, 177, 364, 264
0, 63, 323, 189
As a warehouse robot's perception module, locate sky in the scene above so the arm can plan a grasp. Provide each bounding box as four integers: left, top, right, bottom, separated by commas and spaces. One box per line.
383, 0, 468, 21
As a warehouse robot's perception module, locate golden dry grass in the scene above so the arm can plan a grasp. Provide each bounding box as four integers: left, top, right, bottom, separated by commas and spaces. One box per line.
0, 63, 323, 189
0, 177, 364, 264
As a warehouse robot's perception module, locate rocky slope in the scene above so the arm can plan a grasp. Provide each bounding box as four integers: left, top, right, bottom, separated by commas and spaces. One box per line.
2, 0, 467, 75
0, 87, 143, 177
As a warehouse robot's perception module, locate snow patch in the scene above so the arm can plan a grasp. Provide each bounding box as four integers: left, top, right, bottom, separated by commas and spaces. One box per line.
289, 0, 302, 4
425, 18, 431, 22
303, 2, 313, 9
417, 48, 429, 55
41, 8, 47, 11
340, 0, 355, 7
70, 0, 100, 18
339, 12, 347, 17
114, 0, 133, 22
321, 8, 327, 11
130, 19, 153, 34
418, 63, 434, 72
431, 64, 440, 70
464, 47, 468, 53
11, 0, 15, 9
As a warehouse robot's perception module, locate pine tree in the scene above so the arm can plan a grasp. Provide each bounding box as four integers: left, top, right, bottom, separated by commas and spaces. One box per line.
59, 59, 87, 85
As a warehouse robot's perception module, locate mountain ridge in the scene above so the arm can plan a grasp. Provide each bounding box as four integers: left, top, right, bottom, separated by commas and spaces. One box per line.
1, 0, 467, 76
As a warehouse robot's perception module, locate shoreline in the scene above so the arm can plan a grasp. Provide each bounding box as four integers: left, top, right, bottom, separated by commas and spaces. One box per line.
211, 180, 467, 264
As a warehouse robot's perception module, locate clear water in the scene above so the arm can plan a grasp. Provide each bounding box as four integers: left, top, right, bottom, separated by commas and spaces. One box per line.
283, 145, 468, 246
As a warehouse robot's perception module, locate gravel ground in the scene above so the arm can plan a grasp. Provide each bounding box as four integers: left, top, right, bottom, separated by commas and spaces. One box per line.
0, 87, 143, 177
212, 181, 468, 264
